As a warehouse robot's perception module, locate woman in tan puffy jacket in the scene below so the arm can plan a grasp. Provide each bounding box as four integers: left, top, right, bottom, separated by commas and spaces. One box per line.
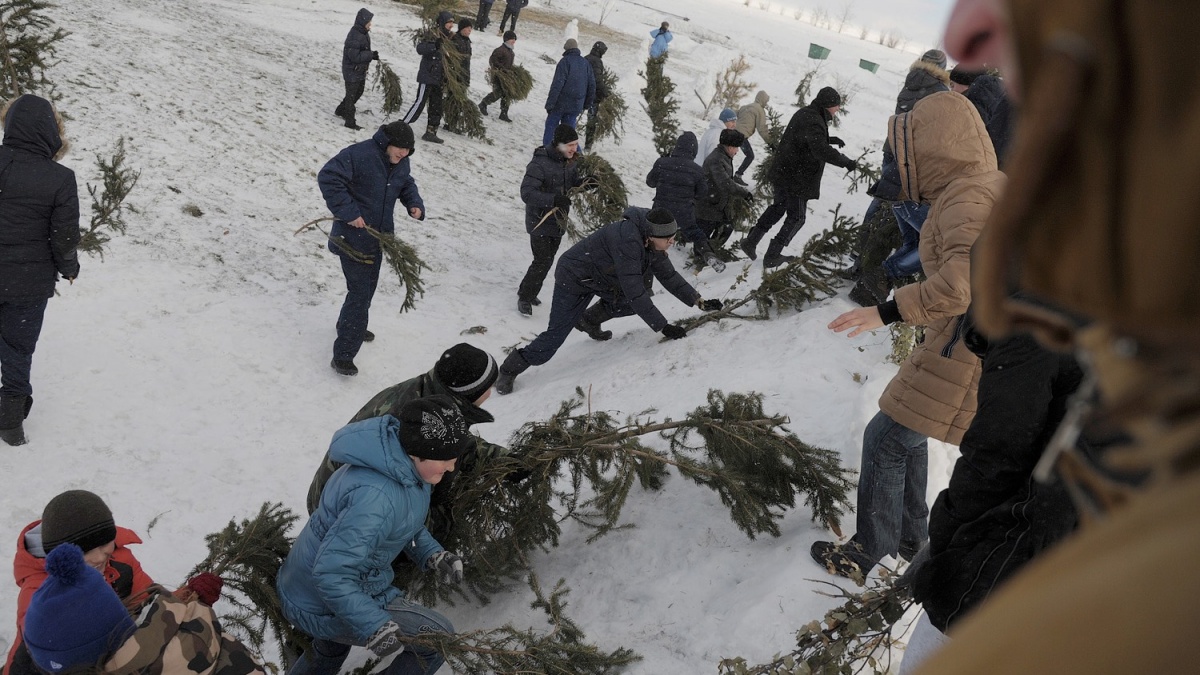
811, 91, 1005, 578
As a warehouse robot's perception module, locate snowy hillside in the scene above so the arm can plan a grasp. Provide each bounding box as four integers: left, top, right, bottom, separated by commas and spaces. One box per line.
0, 0, 957, 671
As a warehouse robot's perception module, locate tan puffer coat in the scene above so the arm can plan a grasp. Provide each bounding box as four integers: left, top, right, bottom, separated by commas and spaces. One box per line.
877, 92, 1005, 445
735, 90, 772, 141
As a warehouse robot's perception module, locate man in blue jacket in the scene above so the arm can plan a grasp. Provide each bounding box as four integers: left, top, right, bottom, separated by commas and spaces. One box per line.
496, 207, 723, 394
335, 8, 378, 131
401, 11, 455, 144
318, 121, 425, 377
541, 39, 595, 148
278, 397, 468, 675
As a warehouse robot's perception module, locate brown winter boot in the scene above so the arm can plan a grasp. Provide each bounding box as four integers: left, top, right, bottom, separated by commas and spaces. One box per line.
0, 395, 28, 446
422, 124, 445, 144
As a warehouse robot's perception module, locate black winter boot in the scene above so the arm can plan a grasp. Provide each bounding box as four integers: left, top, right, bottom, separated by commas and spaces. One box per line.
575, 303, 613, 341
762, 240, 797, 269
739, 226, 768, 261
331, 359, 359, 376
422, 124, 445, 144
478, 101, 489, 116
0, 395, 28, 446
344, 119, 363, 131
496, 351, 531, 395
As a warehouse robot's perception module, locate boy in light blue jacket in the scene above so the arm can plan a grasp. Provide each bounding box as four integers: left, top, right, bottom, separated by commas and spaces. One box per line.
649, 21, 673, 58
279, 397, 470, 675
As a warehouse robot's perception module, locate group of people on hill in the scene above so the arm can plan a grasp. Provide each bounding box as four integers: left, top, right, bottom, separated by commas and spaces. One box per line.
5, 0, 1199, 673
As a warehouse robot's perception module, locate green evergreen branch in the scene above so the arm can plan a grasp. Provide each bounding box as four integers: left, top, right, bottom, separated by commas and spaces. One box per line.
294, 217, 428, 312
441, 36, 489, 140
491, 64, 533, 101
0, 0, 68, 98
372, 60, 404, 115
566, 153, 627, 240
639, 55, 680, 157
587, 68, 625, 145
79, 138, 140, 259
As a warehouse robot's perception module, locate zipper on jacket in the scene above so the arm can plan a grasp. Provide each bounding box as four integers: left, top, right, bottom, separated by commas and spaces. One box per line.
941, 314, 967, 358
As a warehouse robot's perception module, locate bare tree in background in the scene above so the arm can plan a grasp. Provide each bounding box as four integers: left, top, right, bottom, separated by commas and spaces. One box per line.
835, 0, 856, 33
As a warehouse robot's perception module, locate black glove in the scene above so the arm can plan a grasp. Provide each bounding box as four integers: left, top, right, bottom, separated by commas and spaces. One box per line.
366, 621, 405, 658
661, 323, 688, 340
372, 50, 380, 61
741, 190, 754, 201
553, 193, 572, 211
428, 550, 465, 584
845, 161, 861, 173
829, 136, 845, 148
698, 298, 723, 311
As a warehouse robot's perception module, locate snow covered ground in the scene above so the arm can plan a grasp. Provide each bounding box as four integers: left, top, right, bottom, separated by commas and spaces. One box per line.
0, 0, 958, 671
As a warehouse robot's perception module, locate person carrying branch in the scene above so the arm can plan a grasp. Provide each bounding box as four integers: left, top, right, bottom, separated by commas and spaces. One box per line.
334, 8, 377, 130
478, 30, 518, 122
401, 11, 455, 144
515, 124, 585, 317
278, 397, 469, 675
496, 207, 723, 395
318, 121, 424, 377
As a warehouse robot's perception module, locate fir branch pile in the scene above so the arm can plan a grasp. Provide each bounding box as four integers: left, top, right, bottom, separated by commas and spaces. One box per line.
491, 64, 533, 101
371, 60, 404, 115
588, 68, 626, 145
639, 55, 680, 157
440, 36, 488, 140
749, 104, 787, 200
680, 205, 859, 335
718, 573, 915, 675
398, 388, 854, 606
294, 217, 428, 312
0, 0, 68, 97
188, 503, 307, 668
79, 138, 140, 258
566, 153, 627, 240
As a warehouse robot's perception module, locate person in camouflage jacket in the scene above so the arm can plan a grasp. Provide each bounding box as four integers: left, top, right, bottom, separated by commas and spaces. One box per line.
306, 343, 508, 544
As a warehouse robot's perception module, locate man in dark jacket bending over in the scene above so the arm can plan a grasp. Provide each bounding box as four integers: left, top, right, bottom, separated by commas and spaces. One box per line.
496, 207, 722, 394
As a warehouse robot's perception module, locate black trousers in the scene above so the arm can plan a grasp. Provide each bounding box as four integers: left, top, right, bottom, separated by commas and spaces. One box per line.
499, 7, 519, 32
518, 234, 562, 302
402, 83, 445, 128
737, 139, 755, 175
335, 79, 367, 123
754, 192, 808, 247
476, 1, 493, 29
480, 78, 510, 115
0, 298, 48, 398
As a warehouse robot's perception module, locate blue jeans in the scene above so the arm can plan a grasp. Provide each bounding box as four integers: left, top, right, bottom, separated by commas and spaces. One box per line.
736, 138, 755, 175
0, 298, 49, 397
516, 272, 638, 368
333, 255, 381, 361
882, 201, 930, 279
542, 110, 580, 147
848, 411, 929, 569
287, 596, 454, 675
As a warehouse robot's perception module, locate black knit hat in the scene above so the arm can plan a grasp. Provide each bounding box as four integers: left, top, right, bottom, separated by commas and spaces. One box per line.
383, 120, 415, 154
719, 128, 746, 148
552, 124, 578, 146
646, 207, 678, 238
458, 17, 473, 31
949, 65, 983, 87
812, 86, 842, 109
398, 396, 471, 461
504, 30, 517, 42
434, 343, 498, 402
41, 490, 117, 554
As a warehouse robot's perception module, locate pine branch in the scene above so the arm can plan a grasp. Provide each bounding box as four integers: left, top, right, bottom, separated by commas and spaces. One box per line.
587, 68, 625, 145
492, 64, 533, 101
718, 573, 915, 675
639, 55, 679, 157
79, 138, 140, 259
0, 0, 69, 98
678, 205, 858, 334
843, 147, 880, 194
441, 36, 489, 140
566, 153, 627, 240
403, 388, 853, 605
293, 217, 428, 312
402, 573, 641, 674
188, 503, 308, 669
372, 60, 404, 115
750, 105, 787, 200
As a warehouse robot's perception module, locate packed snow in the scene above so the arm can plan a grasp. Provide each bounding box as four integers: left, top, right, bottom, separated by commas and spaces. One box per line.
0, 0, 959, 671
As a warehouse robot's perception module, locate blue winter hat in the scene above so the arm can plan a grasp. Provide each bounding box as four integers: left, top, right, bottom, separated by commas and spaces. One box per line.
718, 108, 737, 122
24, 544, 137, 673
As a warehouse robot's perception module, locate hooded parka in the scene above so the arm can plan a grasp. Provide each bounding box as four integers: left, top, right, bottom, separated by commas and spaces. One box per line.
895, 59, 951, 114
734, 90, 773, 141
646, 132, 707, 238
341, 9, 374, 83
877, 92, 1005, 445
0, 95, 79, 300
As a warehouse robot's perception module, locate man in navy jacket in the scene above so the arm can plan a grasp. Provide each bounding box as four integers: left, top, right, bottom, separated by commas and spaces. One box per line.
319, 121, 424, 376
542, 39, 595, 148
334, 8, 377, 130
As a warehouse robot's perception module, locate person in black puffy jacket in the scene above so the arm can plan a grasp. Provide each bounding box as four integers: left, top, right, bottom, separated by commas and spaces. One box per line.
402, 11, 456, 144
645, 132, 711, 268
335, 8, 377, 130
0, 95, 79, 446
515, 124, 584, 316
